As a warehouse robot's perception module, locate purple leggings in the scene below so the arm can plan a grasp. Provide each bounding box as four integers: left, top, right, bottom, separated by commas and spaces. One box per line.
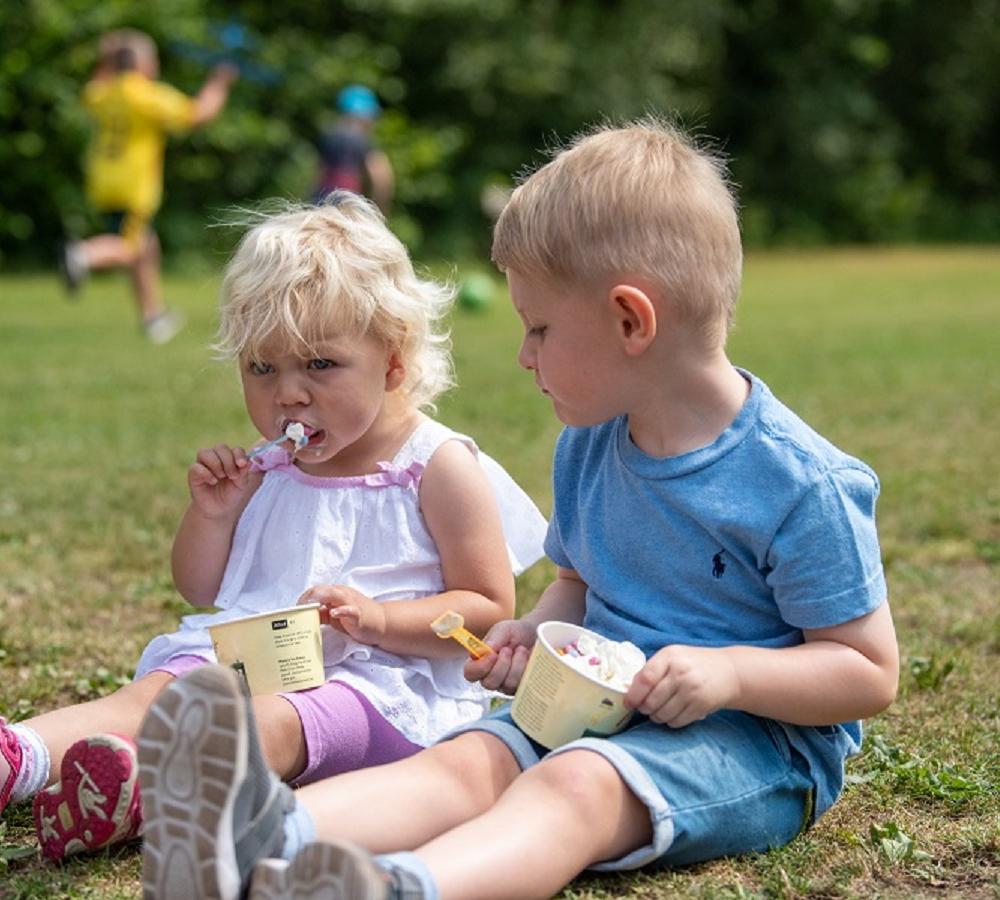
153, 655, 421, 785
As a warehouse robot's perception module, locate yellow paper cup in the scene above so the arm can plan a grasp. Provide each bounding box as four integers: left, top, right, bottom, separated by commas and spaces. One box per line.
208, 603, 325, 696
511, 621, 635, 750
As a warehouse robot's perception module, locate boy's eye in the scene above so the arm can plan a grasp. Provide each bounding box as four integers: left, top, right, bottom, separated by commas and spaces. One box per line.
248, 360, 274, 375
308, 358, 336, 370
527, 326, 547, 338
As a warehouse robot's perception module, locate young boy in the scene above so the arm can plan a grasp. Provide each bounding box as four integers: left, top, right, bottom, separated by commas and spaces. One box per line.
133, 117, 899, 900
63, 29, 237, 343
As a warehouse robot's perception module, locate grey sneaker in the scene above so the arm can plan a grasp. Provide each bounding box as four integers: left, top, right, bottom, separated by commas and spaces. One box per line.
144, 309, 185, 344
138, 665, 293, 900
60, 241, 88, 296
250, 841, 389, 900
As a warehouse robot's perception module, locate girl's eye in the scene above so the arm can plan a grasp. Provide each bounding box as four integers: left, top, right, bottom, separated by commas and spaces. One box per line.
308, 358, 336, 370
248, 360, 274, 375
528, 326, 547, 338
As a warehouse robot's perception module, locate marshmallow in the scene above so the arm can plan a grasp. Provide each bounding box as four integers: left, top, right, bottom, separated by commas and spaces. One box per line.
557, 634, 645, 691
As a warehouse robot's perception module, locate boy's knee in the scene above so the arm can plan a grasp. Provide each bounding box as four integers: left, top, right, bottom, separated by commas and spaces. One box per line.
528, 749, 626, 819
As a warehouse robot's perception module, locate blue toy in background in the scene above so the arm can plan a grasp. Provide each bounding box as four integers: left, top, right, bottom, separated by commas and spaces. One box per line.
171, 19, 280, 85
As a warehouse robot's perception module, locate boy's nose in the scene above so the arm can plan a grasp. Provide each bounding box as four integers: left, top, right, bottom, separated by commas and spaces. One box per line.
517, 339, 535, 371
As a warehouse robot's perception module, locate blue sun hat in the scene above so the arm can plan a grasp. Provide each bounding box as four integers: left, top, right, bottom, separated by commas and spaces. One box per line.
337, 84, 381, 119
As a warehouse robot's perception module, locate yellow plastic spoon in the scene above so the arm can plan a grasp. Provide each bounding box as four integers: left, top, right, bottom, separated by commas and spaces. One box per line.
430, 611, 494, 659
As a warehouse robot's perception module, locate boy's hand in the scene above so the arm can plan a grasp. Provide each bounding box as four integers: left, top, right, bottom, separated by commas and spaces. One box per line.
464, 619, 538, 694
626, 644, 739, 728
300, 585, 387, 646
188, 444, 260, 520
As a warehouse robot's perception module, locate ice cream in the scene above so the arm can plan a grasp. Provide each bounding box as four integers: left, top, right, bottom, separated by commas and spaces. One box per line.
556, 633, 645, 691
284, 421, 308, 450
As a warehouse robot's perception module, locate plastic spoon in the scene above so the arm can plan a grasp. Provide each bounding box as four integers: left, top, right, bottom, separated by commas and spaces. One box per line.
246, 422, 308, 460
430, 611, 494, 659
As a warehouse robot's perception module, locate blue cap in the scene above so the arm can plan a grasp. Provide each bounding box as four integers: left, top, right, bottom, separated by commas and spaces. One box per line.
337, 84, 381, 118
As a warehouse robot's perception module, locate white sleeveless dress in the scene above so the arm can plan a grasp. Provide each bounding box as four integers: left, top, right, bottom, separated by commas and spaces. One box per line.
134, 419, 547, 746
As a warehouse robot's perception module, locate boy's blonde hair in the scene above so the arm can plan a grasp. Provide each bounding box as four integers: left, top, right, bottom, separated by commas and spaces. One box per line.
216, 194, 455, 411
492, 116, 743, 342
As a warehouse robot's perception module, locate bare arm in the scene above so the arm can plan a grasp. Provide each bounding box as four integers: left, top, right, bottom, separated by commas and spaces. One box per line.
627, 601, 899, 728
521, 567, 587, 628
171, 444, 261, 605
303, 440, 516, 658
190, 63, 238, 126
727, 601, 899, 723
464, 566, 587, 693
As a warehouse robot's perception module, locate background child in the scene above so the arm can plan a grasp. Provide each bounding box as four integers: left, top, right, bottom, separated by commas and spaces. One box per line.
62, 28, 238, 343
0, 193, 545, 864
132, 117, 900, 900
311, 84, 394, 215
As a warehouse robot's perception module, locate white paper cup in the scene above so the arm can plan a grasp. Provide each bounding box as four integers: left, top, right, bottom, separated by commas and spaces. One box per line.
208, 603, 325, 696
510, 621, 635, 750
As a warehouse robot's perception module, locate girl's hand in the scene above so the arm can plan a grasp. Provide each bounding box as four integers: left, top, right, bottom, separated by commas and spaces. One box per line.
300, 585, 387, 646
625, 644, 739, 728
464, 619, 539, 694
188, 444, 259, 520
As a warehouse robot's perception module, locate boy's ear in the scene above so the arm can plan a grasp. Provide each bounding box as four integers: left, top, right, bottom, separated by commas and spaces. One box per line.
385, 350, 406, 391
608, 284, 657, 355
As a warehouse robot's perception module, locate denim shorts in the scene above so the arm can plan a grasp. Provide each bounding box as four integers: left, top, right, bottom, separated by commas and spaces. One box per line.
444, 705, 816, 870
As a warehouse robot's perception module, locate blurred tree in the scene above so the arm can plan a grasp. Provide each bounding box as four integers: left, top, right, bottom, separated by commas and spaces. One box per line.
1, 0, 998, 267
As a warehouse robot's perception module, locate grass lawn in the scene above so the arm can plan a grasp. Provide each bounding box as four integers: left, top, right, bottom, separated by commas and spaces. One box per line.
1, 247, 998, 898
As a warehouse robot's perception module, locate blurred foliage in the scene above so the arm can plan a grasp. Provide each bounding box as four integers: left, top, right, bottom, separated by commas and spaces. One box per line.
1, 0, 999, 267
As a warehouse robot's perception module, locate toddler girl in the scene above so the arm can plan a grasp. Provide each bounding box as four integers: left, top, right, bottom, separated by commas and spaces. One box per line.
0, 193, 546, 863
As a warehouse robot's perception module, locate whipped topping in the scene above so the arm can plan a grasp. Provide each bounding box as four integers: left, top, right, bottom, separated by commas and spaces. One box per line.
285, 422, 308, 449
556, 633, 645, 691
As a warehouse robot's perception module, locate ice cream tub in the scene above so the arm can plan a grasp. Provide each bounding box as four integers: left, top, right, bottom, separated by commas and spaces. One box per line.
208, 603, 325, 696
510, 621, 644, 750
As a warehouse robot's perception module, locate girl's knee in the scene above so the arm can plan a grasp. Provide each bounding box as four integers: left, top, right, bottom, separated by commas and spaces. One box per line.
426, 731, 522, 795
114, 671, 172, 707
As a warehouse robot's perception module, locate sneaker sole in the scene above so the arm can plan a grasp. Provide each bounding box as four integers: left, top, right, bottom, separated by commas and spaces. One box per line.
33, 733, 139, 861
138, 666, 246, 900
249, 841, 387, 900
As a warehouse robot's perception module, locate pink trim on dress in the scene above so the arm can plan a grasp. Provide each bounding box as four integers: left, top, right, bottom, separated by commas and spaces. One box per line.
256, 458, 426, 492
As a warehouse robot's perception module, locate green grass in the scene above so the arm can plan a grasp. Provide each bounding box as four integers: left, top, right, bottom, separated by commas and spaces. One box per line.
1, 247, 998, 898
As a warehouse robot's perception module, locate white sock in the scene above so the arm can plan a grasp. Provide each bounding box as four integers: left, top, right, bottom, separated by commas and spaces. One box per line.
377, 851, 441, 899
8, 724, 50, 803
280, 799, 317, 860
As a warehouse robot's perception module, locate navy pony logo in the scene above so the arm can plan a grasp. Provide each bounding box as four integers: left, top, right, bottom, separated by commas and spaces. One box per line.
712, 550, 726, 579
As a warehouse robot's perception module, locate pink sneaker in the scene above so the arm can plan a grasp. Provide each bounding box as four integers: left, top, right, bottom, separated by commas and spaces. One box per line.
33, 733, 142, 861
1, 717, 25, 815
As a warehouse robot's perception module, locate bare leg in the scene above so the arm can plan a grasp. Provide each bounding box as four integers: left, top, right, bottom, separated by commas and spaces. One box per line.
252, 693, 308, 783
20, 679, 310, 791
296, 731, 522, 852
20, 671, 173, 786
80, 234, 136, 270
419, 749, 652, 900
130, 230, 166, 322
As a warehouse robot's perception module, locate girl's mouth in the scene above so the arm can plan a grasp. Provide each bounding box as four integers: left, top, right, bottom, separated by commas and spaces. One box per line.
281, 420, 324, 447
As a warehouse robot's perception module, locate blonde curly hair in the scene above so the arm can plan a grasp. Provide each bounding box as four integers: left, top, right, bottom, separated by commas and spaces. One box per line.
216, 194, 455, 411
